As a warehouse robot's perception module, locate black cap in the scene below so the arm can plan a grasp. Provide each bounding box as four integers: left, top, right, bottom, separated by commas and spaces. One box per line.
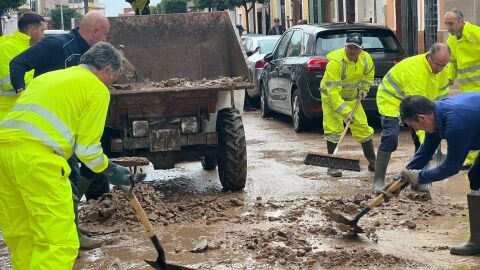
345, 33, 363, 48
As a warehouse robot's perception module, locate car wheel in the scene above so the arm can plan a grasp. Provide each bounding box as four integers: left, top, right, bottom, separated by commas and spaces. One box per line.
292, 89, 311, 132
260, 83, 272, 118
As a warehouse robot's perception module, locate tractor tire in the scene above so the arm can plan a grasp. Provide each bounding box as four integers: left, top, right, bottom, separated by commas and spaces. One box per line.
216, 108, 247, 191
201, 155, 218, 170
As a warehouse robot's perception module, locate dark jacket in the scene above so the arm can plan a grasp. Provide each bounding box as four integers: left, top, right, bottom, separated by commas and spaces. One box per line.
10, 27, 90, 90
407, 92, 480, 183
268, 25, 286, 36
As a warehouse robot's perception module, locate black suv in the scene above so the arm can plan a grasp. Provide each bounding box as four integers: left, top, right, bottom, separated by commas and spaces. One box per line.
260, 23, 405, 132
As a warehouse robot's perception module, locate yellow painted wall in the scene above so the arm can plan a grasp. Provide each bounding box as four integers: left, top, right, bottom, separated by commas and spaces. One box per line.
303, 0, 309, 22
286, 0, 291, 27
271, 0, 277, 21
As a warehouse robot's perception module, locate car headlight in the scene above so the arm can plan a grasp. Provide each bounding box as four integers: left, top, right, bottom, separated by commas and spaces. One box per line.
132, 121, 149, 137
181, 116, 198, 134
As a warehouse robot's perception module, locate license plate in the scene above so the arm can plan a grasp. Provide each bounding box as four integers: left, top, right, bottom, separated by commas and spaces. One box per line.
373, 78, 382, 86
149, 129, 181, 152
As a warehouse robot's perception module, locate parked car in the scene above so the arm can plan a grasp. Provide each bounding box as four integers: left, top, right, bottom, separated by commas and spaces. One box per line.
242, 35, 281, 104
260, 23, 405, 132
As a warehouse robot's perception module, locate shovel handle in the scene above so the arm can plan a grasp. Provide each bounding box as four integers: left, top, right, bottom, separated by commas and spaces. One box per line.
128, 193, 156, 238
333, 96, 362, 155
367, 179, 406, 209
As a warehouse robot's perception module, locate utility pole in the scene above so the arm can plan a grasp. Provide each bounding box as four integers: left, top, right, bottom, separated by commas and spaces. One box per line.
84, 0, 89, 14
60, 0, 64, 30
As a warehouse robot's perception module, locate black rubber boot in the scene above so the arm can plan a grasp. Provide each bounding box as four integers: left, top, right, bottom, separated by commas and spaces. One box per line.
372, 151, 391, 194
361, 139, 376, 172
450, 192, 480, 255
326, 141, 342, 177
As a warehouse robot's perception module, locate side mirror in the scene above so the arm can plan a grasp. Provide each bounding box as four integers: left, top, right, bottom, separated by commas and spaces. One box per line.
264, 53, 273, 63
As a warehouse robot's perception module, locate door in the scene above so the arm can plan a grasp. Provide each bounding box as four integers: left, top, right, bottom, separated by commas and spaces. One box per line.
279, 30, 303, 112
266, 31, 293, 110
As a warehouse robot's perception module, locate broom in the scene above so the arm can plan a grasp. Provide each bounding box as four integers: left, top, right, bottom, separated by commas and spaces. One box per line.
304, 96, 362, 171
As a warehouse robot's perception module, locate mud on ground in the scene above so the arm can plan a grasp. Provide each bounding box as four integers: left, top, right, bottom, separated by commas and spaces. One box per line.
78, 180, 465, 269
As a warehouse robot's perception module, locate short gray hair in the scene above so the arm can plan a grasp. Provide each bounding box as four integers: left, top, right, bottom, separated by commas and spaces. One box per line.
448, 9, 464, 19
80, 42, 123, 72
428, 43, 451, 56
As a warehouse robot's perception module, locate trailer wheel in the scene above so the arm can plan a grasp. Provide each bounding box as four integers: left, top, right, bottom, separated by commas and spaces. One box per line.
216, 108, 247, 191
201, 155, 218, 170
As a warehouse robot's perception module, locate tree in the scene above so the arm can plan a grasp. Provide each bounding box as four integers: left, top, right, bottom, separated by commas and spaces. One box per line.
160, 0, 187, 14
150, 5, 160, 14
192, 0, 231, 11
50, 8, 82, 30
0, 0, 27, 36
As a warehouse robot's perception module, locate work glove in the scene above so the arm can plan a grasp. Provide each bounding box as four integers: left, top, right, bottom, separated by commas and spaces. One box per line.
381, 175, 403, 202
344, 112, 354, 124
103, 160, 133, 187
401, 169, 421, 188
357, 89, 368, 100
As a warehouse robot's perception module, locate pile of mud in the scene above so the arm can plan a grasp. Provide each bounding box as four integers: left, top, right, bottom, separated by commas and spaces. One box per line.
79, 183, 246, 229
111, 76, 247, 90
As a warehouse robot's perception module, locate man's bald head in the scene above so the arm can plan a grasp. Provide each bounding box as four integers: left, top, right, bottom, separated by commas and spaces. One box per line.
427, 43, 451, 74
79, 11, 110, 46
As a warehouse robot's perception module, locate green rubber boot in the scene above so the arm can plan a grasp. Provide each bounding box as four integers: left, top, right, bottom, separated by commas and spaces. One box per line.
326, 141, 342, 177
361, 139, 376, 172
372, 151, 391, 194
450, 192, 480, 255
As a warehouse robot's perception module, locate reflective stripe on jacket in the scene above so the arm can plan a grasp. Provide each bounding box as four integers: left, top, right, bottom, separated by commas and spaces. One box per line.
319, 48, 374, 116
0, 66, 110, 172
0, 31, 34, 91
447, 22, 480, 92
376, 53, 451, 117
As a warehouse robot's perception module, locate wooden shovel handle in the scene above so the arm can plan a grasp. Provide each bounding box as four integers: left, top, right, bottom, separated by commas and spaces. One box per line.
367, 179, 406, 209
333, 96, 362, 155
128, 193, 156, 238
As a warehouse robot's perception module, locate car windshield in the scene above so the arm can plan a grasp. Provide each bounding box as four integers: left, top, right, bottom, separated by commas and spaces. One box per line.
257, 39, 278, 54
315, 29, 402, 54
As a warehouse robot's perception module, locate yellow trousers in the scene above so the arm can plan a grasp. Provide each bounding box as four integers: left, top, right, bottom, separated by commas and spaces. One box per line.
0, 145, 78, 269
0, 96, 17, 120
322, 97, 374, 143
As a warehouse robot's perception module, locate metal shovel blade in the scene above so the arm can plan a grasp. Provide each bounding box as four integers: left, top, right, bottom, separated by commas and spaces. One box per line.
145, 260, 194, 270
323, 206, 364, 234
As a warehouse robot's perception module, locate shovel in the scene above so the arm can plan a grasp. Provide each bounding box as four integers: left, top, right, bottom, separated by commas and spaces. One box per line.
324, 177, 409, 233
121, 175, 194, 270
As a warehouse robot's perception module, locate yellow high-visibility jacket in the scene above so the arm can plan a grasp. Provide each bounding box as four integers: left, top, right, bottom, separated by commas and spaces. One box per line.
0, 31, 34, 93
447, 22, 480, 92
377, 53, 450, 117
0, 66, 110, 173
320, 48, 374, 116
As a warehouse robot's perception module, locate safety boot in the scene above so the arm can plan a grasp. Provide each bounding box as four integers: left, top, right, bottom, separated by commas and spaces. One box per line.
326, 141, 342, 177
372, 151, 391, 194
73, 193, 104, 250
450, 192, 480, 255
361, 139, 376, 172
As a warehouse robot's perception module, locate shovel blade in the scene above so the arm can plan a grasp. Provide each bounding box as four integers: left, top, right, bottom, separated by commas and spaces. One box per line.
324, 206, 364, 234
145, 259, 195, 270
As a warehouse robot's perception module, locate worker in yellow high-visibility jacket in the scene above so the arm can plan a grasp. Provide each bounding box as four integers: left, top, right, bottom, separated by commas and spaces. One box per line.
373, 43, 451, 194
0, 42, 133, 269
0, 13, 46, 119
320, 33, 376, 178
445, 9, 480, 169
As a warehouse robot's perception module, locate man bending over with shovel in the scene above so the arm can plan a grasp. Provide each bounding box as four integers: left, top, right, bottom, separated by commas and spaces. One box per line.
0, 42, 133, 269
319, 32, 376, 177
400, 93, 480, 256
